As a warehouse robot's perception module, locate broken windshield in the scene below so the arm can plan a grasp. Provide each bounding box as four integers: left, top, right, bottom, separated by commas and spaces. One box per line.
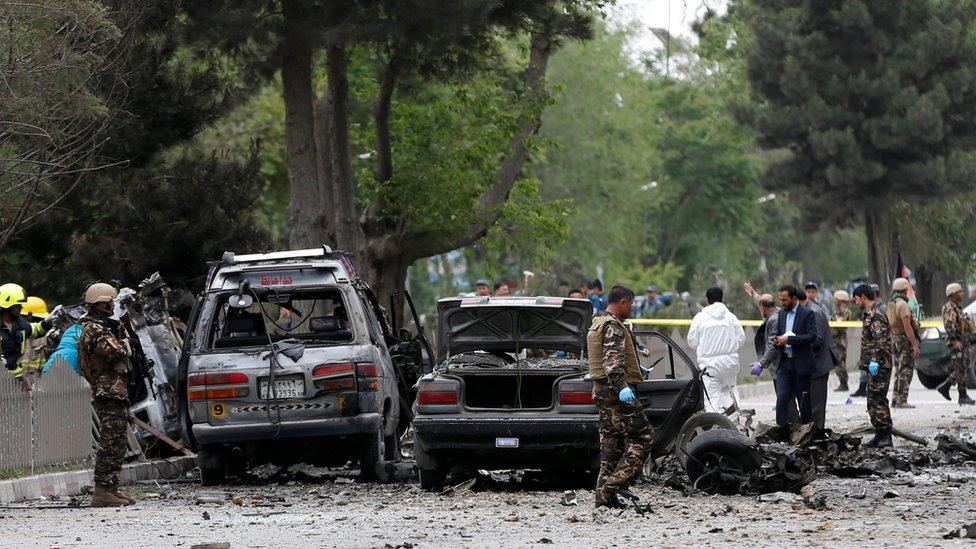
202, 288, 354, 350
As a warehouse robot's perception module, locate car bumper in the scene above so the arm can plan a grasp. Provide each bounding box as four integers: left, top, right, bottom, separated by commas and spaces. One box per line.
192, 412, 382, 444
413, 415, 598, 451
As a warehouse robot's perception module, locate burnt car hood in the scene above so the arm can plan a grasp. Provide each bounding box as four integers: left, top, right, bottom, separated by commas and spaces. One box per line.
436, 297, 592, 361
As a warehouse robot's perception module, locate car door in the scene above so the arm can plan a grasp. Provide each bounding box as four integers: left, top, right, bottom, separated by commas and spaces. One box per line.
630, 329, 704, 450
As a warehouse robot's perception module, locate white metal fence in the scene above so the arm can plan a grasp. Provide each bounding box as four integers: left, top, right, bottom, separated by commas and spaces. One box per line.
0, 360, 93, 474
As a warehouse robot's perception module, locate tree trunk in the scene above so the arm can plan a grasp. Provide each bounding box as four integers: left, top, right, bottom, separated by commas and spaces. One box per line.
281, 4, 327, 248
326, 45, 365, 253
865, 206, 897, 295
362, 253, 411, 328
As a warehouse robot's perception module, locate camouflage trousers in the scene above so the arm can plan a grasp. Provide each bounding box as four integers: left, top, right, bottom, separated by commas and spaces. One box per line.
93, 397, 129, 490
947, 347, 969, 390
594, 396, 653, 503
866, 359, 892, 429
891, 334, 915, 405
834, 345, 848, 385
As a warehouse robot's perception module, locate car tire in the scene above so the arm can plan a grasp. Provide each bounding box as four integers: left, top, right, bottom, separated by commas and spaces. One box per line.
197, 446, 226, 486
673, 412, 737, 469
419, 467, 446, 491
684, 429, 762, 495
916, 369, 946, 390
359, 430, 382, 482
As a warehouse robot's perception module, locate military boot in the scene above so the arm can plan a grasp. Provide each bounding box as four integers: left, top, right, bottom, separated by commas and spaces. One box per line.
936, 380, 952, 401
594, 487, 627, 509
92, 485, 132, 507
112, 488, 136, 505
959, 390, 975, 406
834, 381, 849, 392
850, 381, 867, 397
864, 428, 893, 449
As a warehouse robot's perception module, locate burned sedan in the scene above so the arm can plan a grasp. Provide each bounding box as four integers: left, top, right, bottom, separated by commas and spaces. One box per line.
412, 296, 711, 490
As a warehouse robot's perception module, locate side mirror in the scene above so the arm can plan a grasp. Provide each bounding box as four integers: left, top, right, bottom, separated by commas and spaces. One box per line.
228, 294, 253, 309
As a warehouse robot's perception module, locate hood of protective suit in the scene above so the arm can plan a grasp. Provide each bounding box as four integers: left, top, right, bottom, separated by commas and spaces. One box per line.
702, 302, 732, 320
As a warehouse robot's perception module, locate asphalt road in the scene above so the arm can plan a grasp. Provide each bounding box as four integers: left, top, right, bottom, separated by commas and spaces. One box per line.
3, 376, 975, 549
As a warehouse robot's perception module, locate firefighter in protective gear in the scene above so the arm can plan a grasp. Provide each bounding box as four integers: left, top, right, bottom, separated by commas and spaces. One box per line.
79, 282, 135, 507
1, 283, 53, 379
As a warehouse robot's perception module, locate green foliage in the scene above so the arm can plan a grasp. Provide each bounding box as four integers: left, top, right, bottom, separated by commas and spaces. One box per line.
2, 2, 269, 302
741, 0, 976, 219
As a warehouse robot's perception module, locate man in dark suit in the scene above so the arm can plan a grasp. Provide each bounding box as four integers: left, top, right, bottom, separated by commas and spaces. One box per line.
800, 290, 838, 428
772, 284, 821, 425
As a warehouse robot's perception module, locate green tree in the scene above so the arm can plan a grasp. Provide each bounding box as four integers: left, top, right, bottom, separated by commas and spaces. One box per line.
742, 0, 976, 292
185, 0, 601, 301
1, 2, 269, 301
0, 1, 121, 251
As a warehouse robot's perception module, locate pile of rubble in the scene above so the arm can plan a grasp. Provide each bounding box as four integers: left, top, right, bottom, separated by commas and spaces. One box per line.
646, 423, 976, 497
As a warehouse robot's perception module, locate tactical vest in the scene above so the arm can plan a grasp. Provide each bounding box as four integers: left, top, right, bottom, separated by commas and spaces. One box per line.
586, 315, 642, 385
887, 295, 919, 338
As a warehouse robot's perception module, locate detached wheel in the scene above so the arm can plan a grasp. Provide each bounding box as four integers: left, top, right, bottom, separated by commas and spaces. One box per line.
197, 445, 226, 486
673, 412, 737, 469
916, 370, 946, 390
419, 467, 446, 491
685, 430, 761, 495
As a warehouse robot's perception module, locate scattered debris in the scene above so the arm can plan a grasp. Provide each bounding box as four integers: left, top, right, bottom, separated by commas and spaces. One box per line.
194, 491, 230, 504
757, 492, 802, 504
936, 434, 976, 460
190, 543, 230, 549
560, 491, 578, 506
943, 522, 976, 539
537, 538, 554, 544
202, 511, 211, 520
439, 478, 476, 497
883, 490, 900, 499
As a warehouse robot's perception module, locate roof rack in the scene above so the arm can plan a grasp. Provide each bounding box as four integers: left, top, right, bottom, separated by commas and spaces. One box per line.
220, 245, 335, 266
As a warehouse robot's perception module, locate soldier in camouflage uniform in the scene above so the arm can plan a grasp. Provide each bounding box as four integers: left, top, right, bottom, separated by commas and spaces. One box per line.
852, 284, 893, 448
938, 283, 975, 405
888, 278, 920, 408
830, 290, 852, 392
78, 283, 135, 507
587, 285, 653, 508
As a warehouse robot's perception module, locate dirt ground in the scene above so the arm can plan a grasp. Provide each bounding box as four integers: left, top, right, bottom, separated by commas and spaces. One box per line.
3, 378, 975, 549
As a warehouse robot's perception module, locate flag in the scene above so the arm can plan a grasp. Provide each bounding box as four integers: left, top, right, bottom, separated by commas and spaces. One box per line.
895, 252, 921, 319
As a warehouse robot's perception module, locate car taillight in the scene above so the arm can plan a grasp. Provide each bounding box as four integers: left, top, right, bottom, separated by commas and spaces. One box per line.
355, 362, 381, 391
356, 363, 380, 377
312, 363, 355, 378
418, 391, 458, 405
187, 371, 249, 400
313, 362, 355, 392
558, 380, 594, 409
559, 391, 593, 405
205, 372, 248, 385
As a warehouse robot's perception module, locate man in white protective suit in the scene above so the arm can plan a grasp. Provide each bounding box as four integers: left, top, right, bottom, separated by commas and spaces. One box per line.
687, 287, 745, 414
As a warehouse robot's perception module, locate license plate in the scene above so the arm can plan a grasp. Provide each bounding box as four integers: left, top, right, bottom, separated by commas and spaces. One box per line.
259, 376, 305, 399
495, 437, 519, 448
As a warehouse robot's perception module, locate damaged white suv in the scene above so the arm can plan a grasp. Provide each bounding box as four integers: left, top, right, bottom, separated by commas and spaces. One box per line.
179, 247, 428, 484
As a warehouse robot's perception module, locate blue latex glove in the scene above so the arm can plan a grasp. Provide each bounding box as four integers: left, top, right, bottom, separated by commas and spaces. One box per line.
618, 386, 636, 403
868, 361, 879, 376
750, 362, 763, 376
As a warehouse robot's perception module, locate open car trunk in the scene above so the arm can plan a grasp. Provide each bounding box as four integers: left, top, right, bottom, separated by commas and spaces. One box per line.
436, 297, 591, 411
455, 368, 578, 410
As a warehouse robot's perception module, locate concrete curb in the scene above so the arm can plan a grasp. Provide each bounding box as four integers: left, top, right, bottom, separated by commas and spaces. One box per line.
737, 380, 776, 400
0, 455, 197, 504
